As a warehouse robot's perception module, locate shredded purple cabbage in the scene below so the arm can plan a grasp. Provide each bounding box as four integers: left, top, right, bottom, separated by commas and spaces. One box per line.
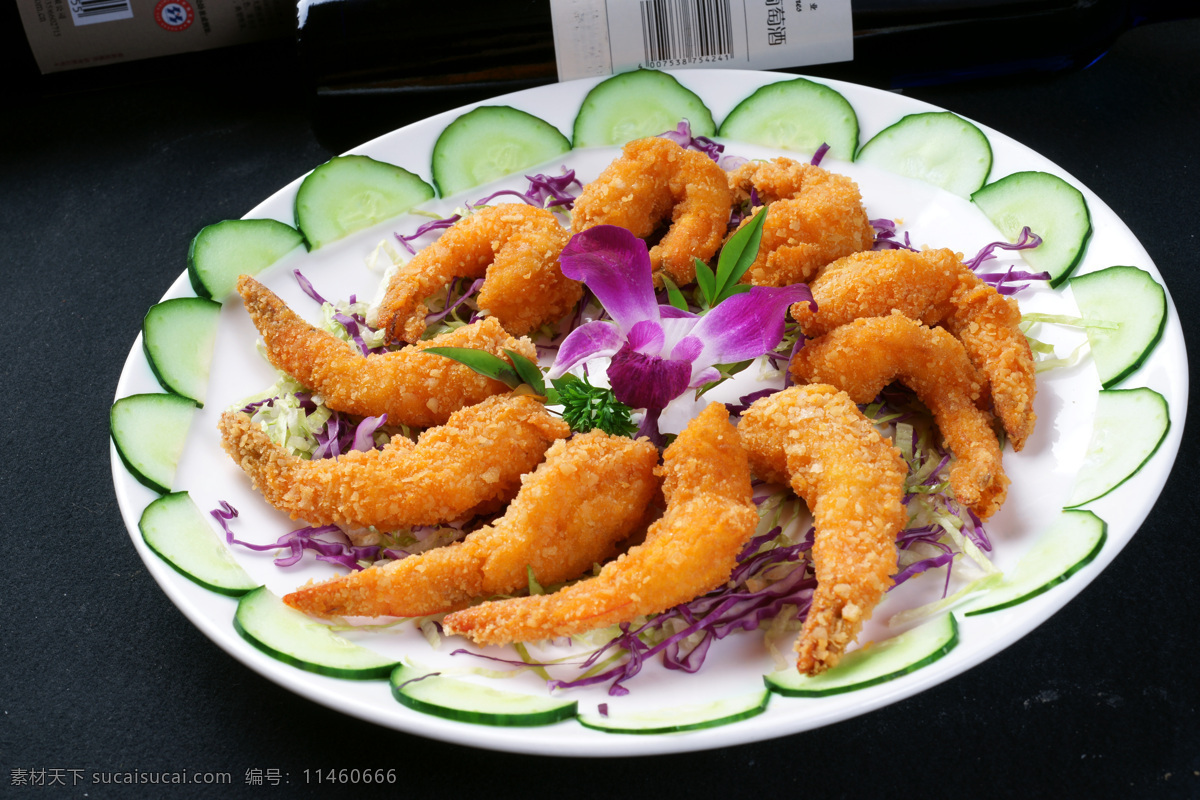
396, 215, 462, 255
211, 502, 405, 571
810, 142, 831, 167
424, 277, 486, 326
966, 226, 1050, 294
871, 218, 917, 252
472, 169, 583, 211
657, 120, 725, 164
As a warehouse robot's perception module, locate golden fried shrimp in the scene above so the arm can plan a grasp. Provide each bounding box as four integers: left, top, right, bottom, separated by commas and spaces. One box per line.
789, 248, 1037, 450
218, 393, 569, 532
724, 157, 875, 286
789, 314, 1009, 519
571, 137, 733, 286
738, 385, 907, 675
378, 203, 581, 344
237, 275, 536, 429
283, 431, 661, 619
442, 403, 758, 645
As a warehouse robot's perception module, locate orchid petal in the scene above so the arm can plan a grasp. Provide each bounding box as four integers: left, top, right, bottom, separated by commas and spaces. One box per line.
689, 366, 722, 387
688, 285, 813, 366
607, 346, 692, 412
547, 320, 624, 378
658, 315, 701, 356
560, 226, 660, 332
626, 319, 666, 356
670, 335, 703, 363
659, 305, 699, 319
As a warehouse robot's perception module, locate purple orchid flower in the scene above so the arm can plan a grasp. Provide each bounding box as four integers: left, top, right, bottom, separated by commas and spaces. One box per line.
547, 226, 813, 441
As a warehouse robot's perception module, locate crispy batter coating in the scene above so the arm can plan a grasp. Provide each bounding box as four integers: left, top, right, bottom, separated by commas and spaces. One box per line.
237, 275, 536, 429
790, 248, 1037, 450
571, 137, 733, 286
725, 158, 874, 286
283, 430, 661, 619
442, 403, 758, 644
378, 203, 582, 344
738, 385, 907, 675
218, 393, 569, 531
790, 314, 1009, 519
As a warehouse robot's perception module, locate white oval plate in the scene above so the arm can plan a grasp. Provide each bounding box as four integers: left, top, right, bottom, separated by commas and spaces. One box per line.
111, 69, 1188, 757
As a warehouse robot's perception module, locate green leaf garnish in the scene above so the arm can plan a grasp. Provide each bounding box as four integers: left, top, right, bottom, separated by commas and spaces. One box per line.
551, 373, 637, 437
503, 349, 547, 396
694, 257, 717, 308
660, 274, 690, 312
422, 347, 522, 388
712, 206, 767, 305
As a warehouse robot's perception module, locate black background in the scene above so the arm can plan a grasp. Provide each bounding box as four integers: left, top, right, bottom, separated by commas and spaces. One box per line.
2, 18, 1198, 800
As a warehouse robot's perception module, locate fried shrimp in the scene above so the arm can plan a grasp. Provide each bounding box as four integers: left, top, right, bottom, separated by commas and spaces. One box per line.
237, 275, 536, 429
377, 203, 582, 344
218, 393, 569, 532
738, 385, 907, 675
790, 314, 1009, 519
789, 247, 1037, 450
570, 137, 733, 286
724, 157, 875, 286
283, 431, 661, 619
442, 403, 758, 645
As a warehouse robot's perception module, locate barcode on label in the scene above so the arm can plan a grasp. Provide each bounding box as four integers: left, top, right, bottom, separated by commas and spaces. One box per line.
68, 0, 134, 27
639, 0, 734, 66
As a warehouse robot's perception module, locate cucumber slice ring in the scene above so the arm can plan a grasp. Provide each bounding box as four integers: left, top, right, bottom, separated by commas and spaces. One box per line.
964, 510, 1107, 616
855, 111, 992, 197
573, 69, 716, 147
390, 662, 577, 726
294, 155, 435, 250
187, 218, 305, 301
234, 588, 398, 680
432, 105, 571, 197
139, 492, 258, 597
110, 392, 197, 494
765, 614, 959, 697
142, 297, 221, 406
577, 691, 769, 735
718, 77, 859, 160
1066, 388, 1171, 508
1068, 266, 1168, 388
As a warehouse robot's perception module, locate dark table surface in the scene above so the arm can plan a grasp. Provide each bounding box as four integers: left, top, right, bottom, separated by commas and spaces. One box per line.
3, 18, 1198, 800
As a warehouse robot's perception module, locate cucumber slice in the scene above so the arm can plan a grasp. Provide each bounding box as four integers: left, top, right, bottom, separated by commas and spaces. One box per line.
294, 155, 435, 250
573, 69, 716, 147
1068, 266, 1167, 388
139, 492, 257, 597
718, 77, 858, 160
765, 613, 958, 697
577, 691, 768, 735
142, 297, 221, 406
187, 218, 305, 301
1065, 387, 1170, 508
855, 112, 992, 197
971, 171, 1092, 287
390, 662, 577, 726
964, 510, 1106, 616
110, 393, 197, 494
234, 587, 397, 680
432, 105, 571, 197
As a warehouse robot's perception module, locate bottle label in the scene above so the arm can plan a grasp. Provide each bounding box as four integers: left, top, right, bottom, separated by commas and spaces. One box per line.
550, 0, 853, 82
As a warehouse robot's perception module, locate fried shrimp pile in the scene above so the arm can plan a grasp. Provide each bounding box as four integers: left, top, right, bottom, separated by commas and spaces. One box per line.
283, 431, 661, 619
218, 393, 569, 532
237, 275, 536, 429
789, 247, 1037, 450
442, 403, 758, 645
377, 203, 582, 344
790, 314, 1009, 519
571, 137, 733, 286
738, 385, 908, 675
725, 157, 875, 286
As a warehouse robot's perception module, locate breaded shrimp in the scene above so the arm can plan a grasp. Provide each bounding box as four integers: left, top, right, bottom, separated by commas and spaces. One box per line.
218, 393, 569, 532
378, 203, 582, 344
725, 157, 875, 286
571, 137, 733, 286
237, 275, 536, 429
790, 314, 1009, 519
442, 403, 758, 644
283, 431, 661, 618
738, 385, 908, 675
790, 248, 1037, 450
